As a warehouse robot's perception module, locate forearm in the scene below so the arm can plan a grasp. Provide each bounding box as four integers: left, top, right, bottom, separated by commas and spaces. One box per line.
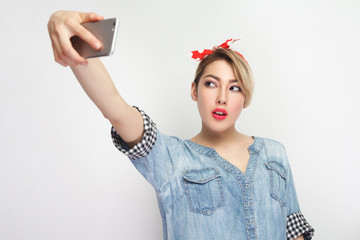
294, 235, 304, 240
71, 58, 124, 119
70, 58, 143, 145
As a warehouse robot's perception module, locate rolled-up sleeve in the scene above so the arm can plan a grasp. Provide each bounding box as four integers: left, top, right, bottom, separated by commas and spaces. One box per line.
283, 149, 315, 240
287, 212, 314, 240
110, 106, 183, 192
111, 106, 157, 160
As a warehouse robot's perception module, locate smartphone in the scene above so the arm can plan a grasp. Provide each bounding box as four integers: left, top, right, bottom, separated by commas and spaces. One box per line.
70, 18, 119, 58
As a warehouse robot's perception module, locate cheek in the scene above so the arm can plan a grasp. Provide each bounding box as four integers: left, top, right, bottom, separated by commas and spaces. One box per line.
230, 94, 246, 115
197, 89, 213, 107
196, 96, 208, 115
196, 90, 215, 120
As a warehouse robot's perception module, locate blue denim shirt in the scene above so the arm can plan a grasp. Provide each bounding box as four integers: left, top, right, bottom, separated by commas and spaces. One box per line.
111, 108, 314, 240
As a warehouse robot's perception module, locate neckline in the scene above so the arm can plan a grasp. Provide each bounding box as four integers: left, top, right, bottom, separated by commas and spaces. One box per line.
184, 136, 264, 177
185, 136, 262, 155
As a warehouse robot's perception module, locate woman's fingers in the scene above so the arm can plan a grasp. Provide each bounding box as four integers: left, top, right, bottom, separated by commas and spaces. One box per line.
51, 43, 68, 67
79, 12, 104, 23
72, 23, 102, 51
51, 27, 86, 66
60, 37, 88, 66
72, 12, 104, 52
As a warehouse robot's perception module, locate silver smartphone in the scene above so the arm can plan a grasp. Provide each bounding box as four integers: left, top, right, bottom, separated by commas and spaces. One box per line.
71, 18, 119, 58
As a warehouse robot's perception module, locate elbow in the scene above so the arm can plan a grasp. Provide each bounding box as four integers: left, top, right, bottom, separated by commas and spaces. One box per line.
103, 112, 120, 126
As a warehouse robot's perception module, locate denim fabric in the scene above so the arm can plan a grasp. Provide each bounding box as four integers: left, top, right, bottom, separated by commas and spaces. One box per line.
126, 130, 301, 240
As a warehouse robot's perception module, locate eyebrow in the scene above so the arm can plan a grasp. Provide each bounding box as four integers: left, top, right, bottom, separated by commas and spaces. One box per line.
204, 74, 238, 83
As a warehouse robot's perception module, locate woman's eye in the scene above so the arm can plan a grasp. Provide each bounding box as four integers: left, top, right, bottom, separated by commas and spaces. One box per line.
205, 81, 216, 87
230, 86, 242, 92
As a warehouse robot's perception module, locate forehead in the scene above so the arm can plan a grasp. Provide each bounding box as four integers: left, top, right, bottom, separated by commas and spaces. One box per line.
201, 59, 236, 81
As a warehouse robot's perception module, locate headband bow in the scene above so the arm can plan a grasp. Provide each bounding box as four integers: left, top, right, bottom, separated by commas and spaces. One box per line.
190, 38, 247, 63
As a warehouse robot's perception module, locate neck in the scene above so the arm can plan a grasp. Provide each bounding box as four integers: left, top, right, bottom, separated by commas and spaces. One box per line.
191, 122, 240, 148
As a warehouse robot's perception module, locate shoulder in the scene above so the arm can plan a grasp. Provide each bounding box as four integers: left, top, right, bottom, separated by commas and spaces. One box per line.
147, 129, 187, 156
156, 129, 185, 145
261, 137, 286, 152
255, 136, 289, 166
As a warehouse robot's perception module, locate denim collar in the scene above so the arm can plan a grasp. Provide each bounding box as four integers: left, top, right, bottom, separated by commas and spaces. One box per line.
184, 137, 264, 179
184, 136, 264, 156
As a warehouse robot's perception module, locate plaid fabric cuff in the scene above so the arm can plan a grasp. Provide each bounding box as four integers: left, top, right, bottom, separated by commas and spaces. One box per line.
111, 106, 157, 160
287, 212, 314, 240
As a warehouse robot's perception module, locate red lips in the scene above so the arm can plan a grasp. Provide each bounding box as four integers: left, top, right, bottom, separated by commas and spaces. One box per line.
212, 108, 228, 120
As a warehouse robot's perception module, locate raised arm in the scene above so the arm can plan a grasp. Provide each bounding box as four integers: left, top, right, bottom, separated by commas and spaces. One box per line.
48, 10, 143, 147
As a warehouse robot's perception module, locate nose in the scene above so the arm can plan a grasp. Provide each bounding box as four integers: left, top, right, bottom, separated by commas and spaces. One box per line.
216, 88, 227, 105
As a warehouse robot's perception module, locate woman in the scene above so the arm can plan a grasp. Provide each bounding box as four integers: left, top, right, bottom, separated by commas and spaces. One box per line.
48, 10, 314, 240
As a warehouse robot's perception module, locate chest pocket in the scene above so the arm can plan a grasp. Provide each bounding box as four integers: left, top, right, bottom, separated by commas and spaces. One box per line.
265, 162, 287, 207
182, 168, 224, 216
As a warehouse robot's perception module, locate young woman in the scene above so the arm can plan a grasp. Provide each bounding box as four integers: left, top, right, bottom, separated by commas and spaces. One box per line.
48, 10, 314, 240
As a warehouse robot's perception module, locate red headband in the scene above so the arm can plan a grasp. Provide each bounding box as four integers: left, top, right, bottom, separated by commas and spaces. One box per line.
190, 38, 247, 64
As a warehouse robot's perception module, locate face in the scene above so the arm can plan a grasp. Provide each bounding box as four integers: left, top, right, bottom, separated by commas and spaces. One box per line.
191, 59, 246, 134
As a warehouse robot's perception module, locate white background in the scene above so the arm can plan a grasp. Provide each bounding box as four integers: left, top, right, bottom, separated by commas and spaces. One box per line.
1, 0, 359, 239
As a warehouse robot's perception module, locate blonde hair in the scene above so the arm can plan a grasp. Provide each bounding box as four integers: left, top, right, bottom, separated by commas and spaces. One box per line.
193, 48, 254, 108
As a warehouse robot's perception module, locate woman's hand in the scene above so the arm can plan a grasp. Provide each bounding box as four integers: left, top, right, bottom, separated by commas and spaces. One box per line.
47, 10, 104, 66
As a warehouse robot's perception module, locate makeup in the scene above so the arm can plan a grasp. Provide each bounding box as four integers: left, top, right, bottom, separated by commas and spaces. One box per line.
212, 108, 228, 120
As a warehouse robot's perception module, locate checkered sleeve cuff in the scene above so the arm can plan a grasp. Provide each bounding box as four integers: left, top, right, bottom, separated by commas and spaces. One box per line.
286, 212, 314, 240
111, 106, 157, 160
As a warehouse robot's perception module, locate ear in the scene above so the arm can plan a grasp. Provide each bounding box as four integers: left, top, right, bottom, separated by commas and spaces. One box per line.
191, 82, 198, 101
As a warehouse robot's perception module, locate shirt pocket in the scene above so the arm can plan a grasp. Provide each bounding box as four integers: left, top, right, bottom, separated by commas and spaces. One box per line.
182, 168, 224, 216
264, 162, 287, 207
